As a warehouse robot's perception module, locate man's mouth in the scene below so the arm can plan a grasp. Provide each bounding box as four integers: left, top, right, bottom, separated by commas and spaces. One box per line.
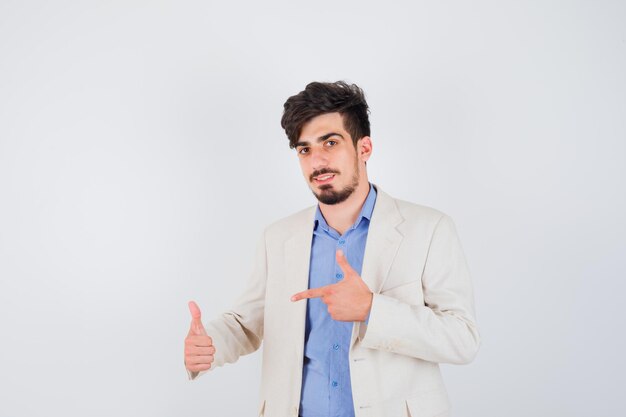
313, 174, 335, 184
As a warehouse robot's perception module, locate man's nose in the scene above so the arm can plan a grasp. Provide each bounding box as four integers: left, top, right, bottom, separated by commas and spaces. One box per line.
309, 147, 329, 170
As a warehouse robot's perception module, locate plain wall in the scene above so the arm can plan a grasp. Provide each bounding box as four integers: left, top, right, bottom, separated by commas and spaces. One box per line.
0, 1, 624, 416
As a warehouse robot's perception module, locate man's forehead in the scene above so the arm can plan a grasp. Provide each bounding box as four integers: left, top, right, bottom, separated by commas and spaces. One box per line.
299, 113, 348, 141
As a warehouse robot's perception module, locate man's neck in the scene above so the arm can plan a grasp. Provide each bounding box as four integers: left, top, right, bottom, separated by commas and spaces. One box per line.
319, 179, 371, 236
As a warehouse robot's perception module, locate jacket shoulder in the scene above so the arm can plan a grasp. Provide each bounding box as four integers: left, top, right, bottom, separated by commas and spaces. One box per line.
377, 186, 448, 226
394, 198, 447, 223
387, 197, 459, 242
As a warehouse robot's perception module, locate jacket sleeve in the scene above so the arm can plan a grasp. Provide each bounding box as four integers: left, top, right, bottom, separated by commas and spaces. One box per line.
187, 230, 268, 380
358, 214, 480, 365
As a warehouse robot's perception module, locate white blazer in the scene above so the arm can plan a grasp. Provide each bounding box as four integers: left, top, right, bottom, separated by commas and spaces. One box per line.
189, 185, 480, 417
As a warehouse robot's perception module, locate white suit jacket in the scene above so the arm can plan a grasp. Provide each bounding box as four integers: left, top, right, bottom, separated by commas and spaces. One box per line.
189, 185, 480, 417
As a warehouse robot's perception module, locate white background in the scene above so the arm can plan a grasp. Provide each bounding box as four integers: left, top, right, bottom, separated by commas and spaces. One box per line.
1, 1, 624, 416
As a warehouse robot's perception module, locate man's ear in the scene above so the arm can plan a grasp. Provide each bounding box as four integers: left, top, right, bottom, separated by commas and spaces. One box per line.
357, 136, 373, 162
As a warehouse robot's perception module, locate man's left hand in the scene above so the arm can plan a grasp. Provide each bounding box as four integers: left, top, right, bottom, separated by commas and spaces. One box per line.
291, 249, 373, 322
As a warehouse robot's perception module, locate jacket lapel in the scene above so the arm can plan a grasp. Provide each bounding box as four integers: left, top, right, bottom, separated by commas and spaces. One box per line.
351, 185, 404, 348
283, 207, 315, 401
284, 207, 316, 296
360, 185, 404, 294
283, 207, 316, 360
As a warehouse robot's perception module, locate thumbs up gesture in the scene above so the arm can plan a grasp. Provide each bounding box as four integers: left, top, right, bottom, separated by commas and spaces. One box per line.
291, 250, 373, 322
184, 301, 215, 373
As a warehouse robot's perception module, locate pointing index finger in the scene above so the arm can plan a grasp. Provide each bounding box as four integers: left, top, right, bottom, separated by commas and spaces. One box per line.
291, 287, 327, 302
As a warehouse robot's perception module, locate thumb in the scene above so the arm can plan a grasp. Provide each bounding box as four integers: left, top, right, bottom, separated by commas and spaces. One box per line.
188, 300, 208, 336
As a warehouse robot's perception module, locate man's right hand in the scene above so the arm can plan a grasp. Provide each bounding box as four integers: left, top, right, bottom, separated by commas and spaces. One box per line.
184, 301, 215, 373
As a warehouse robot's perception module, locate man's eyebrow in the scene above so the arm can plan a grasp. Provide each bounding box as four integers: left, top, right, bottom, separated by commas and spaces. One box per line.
295, 132, 344, 148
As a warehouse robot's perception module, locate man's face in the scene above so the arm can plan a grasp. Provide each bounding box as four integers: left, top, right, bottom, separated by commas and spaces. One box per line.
294, 112, 366, 205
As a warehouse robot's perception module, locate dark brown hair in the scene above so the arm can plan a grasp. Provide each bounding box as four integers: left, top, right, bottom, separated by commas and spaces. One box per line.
281, 81, 370, 149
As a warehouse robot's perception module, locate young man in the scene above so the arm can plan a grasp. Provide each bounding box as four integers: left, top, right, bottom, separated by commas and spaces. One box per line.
184, 81, 480, 417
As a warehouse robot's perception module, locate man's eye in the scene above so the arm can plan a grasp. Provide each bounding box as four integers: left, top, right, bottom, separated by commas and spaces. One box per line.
298, 147, 309, 154
326, 140, 337, 146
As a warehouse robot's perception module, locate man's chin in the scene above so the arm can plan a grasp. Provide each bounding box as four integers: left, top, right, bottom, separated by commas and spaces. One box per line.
311, 186, 354, 205
309, 182, 331, 194
317, 184, 334, 191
